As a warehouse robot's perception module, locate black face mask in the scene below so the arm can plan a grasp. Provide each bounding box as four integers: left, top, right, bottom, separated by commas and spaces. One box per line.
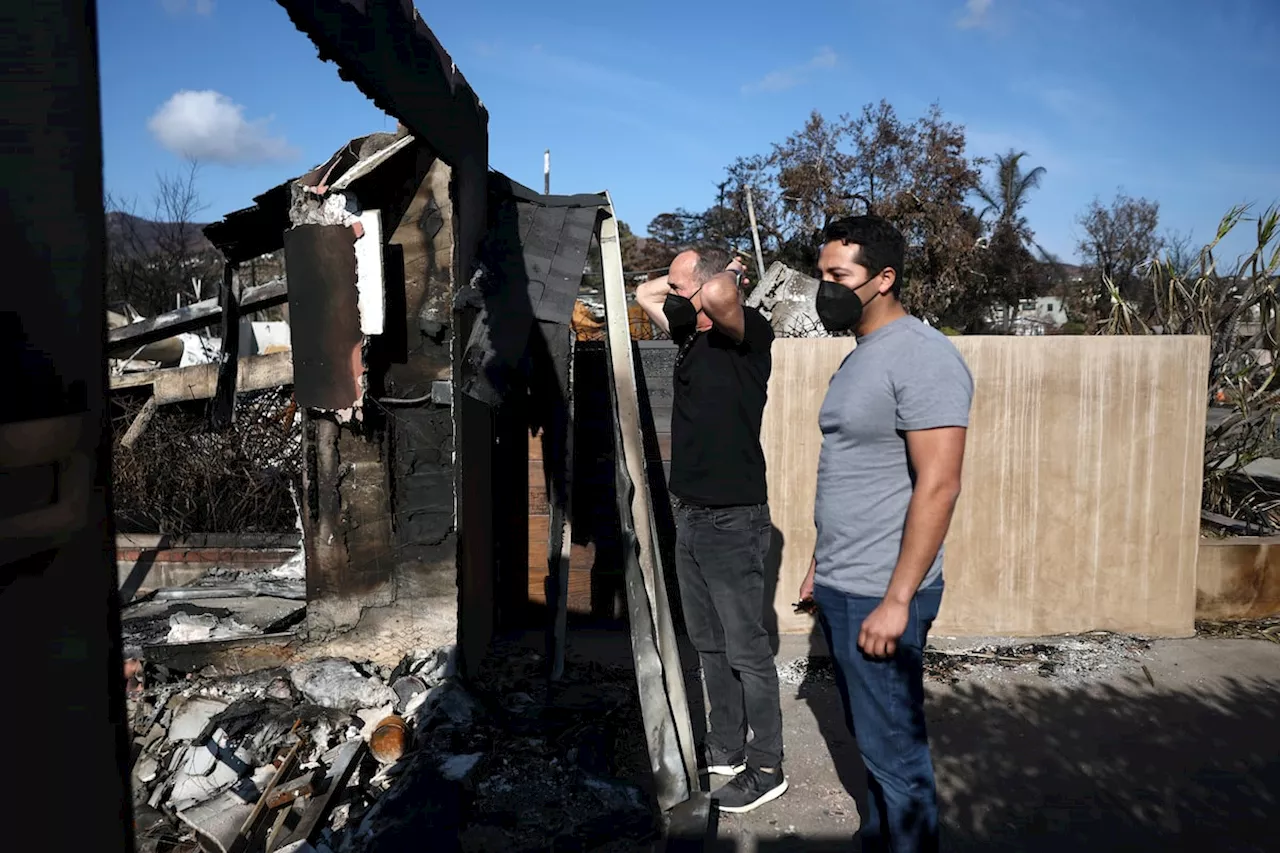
663, 286, 702, 338
815, 274, 879, 332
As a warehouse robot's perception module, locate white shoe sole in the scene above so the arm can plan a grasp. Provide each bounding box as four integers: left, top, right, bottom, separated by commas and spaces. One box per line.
707, 763, 746, 776
716, 777, 789, 814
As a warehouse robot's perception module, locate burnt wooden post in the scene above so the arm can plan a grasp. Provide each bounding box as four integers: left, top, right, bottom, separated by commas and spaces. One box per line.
210, 261, 241, 429
0, 0, 133, 849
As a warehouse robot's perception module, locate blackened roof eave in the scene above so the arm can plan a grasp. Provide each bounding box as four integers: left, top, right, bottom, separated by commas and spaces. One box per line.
489, 171, 607, 209
202, 181, 294, 265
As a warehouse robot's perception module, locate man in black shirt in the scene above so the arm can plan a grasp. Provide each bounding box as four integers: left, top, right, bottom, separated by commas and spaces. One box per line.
635, 245, 786, 814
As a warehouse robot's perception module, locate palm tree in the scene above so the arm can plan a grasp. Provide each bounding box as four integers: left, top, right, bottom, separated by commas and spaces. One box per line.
976, 149, 1046, 235
974, 151, 1052, 330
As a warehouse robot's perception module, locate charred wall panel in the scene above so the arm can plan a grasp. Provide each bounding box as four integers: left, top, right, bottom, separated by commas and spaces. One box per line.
284, 224, 362, 410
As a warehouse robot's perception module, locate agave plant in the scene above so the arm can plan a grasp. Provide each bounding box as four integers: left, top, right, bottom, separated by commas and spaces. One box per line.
1103, 204, 1280, 532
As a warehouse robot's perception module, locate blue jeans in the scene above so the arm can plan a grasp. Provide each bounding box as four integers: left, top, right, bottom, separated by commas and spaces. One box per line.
814, 582, 943, 853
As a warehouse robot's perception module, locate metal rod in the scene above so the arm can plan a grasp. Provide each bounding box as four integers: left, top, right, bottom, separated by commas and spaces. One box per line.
745, 185, 767, 282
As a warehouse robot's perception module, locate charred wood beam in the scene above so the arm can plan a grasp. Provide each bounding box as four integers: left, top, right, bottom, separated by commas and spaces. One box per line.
119, 395, 157, 450
272, 0, 486, 170
106, 279, 287, 354
209, 263, 241, 429
110, 351, 294, 405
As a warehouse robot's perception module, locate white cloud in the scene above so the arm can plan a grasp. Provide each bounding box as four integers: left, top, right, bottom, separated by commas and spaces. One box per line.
742, 47, 840, 95
147, 90, 296, 165
809, 46, 839, 70
161, 0, 215, 16
957, 0, 993, 29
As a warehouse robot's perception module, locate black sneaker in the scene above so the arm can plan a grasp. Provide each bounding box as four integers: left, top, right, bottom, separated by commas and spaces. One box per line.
713, 765, 788, 813
705, 746, 746, 777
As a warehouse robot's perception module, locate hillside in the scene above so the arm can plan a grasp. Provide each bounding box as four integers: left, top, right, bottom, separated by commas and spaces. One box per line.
106, 211, 215, 257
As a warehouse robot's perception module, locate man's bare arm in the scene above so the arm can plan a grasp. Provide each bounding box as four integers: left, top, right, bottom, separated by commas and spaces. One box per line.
634, 275, 671, 335
701, 272, 745, 342
885, 426, 966, 605
858, 426, 967, 657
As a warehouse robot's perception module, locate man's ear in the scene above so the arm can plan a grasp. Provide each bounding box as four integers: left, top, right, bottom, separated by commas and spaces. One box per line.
878, 267, 897, 296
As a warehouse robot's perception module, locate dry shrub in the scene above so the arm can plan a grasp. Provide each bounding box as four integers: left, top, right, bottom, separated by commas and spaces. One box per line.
1104, 204, 1280, 532
109, 387, 302, 535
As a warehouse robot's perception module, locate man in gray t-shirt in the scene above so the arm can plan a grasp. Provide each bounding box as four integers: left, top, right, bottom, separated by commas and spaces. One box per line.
799, 215, 973, 852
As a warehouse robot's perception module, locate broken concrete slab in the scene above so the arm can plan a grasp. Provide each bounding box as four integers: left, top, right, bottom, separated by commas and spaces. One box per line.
290, 659, 396, 713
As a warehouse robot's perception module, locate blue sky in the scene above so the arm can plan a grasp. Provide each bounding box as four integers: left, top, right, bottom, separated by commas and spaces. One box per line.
99, 0, 1280, 264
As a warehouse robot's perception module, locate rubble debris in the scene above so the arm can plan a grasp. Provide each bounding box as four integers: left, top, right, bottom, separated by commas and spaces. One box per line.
289, 659, 397, 713
282, 739, 367, 850
168, 612, 258, 644
169, 730, 254, 811
266, 769, 319, 809
389, 675, 426, 712
126, 642, 660, 853
776, 633, 1155, 688
407, 679, 479, 736
226, 722, 306, 853
1196, 615, 1280, 642
122, 594, 305, 654
169, 696, 232, 741
135, 755, 160, 785
174, 764, 277, 853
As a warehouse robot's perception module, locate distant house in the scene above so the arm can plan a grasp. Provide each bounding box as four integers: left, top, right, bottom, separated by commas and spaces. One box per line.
988, 295, 1070, 335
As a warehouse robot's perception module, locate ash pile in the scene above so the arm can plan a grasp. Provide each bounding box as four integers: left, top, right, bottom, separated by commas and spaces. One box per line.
128, 642, 659, 853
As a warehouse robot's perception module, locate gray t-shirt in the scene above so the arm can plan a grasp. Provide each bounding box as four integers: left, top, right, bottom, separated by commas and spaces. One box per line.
813, 316, 974, 598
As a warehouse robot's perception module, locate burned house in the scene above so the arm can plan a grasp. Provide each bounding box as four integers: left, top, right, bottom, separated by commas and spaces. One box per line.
113, 128, 704, 852
190, 130, 612, 678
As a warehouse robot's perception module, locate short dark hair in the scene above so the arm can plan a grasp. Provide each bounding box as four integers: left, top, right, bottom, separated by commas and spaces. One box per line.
689, 245, 732, 285
821, 215, 905, 297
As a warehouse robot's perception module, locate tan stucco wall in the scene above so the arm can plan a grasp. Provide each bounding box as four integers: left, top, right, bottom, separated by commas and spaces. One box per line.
764, 335, 1210, 638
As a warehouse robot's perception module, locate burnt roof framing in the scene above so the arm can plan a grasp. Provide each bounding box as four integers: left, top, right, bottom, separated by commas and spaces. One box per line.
273, 0, 487, 169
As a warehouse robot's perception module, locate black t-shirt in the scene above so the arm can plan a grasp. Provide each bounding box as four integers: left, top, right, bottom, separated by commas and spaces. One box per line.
669, 307, 774, 507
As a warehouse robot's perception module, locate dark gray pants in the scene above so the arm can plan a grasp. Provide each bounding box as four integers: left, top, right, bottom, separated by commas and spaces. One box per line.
673, 500, 783, 769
